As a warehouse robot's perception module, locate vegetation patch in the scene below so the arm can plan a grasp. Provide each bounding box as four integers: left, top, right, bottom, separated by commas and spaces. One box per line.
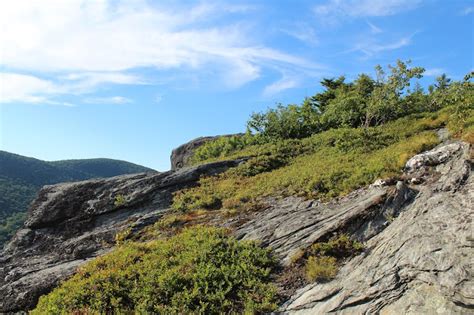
306, 256, 338, 282
301, 235, 364, 282
172, 114, 442, 214
113, 194, 127, 207
173, 62, 473, 215
32, 226, 278, 314
309, 234, 364, 259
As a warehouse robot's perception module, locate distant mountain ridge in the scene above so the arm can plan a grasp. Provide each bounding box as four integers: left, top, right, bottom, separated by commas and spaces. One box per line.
0, 150, 155, 246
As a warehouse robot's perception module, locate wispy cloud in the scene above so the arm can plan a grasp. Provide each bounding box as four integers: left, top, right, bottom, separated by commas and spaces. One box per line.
314, 0, 422, 24
0, 0, 322, 104
349, 36, 412, 57
366, 21, 382, 34
281, 24, 319, 46
63, 73, 144, 85
62, 72, 146, 94
263, 75, 300, 97
84, 96, 132, 105
0, 73, 62, 104
461, 6, 474, 15
0, 71, 140, 104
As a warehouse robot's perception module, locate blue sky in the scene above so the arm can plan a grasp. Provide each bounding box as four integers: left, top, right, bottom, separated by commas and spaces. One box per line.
0, 0, 473, 171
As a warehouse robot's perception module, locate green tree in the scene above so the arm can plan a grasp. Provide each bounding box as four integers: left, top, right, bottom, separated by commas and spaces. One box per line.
321, 74, 374, 128
321, 91, 366, 128
309, 76, 348, 113
435, 73, 451, 91
247, 100, 321, 139
365, 60, 425, 126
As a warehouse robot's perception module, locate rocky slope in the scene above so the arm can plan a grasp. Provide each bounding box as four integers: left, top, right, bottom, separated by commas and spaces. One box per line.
0, 159, 242, 312
0, 139, 472, 313
0, 150, 156, 248
241, 141, 473, 314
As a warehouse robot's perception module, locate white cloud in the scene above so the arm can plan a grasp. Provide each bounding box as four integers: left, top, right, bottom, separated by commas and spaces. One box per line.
63, 73, 143, 85
0, 73, 62, 104
366, 21, 383, 34
62, 72, 145, 94
350, 36, 411, 57
314, 0, 422, 23
0, 71, 142, 104
0, 0, 322, 103
263, 75, 300, 97
83, 96, 132, 104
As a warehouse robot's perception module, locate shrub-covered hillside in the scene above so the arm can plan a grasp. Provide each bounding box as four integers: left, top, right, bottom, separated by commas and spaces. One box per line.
0, 152, 155, 247
175, 61, 473, 214
32, 61, 473, 313
33, 226, 278, 314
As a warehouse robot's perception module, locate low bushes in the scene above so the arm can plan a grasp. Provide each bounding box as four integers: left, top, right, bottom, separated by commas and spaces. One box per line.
32, 226, 278, 314
304, 235, 364, 282
173, 112, 444, 214
306, 256, 338, 282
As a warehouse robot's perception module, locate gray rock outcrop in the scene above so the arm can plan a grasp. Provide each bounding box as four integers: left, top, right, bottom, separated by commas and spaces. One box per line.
234, 180, 416, 266
170, 134, 243, 170
0, 159, 243, 313
271, 142, 473, 314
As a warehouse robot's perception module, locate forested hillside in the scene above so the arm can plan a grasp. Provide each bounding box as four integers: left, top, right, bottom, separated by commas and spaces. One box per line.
0, 152, 155, 246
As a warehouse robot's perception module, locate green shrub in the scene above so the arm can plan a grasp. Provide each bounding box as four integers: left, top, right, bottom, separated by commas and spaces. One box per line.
305, 256, 338, 281
173, 112, 443, 213
304, 235, 364, 282
310, 234, 364, 258
190, 133, 259, 164
247, 100, 321, 140
32, 226, 278, 314
114, 194, 126, 207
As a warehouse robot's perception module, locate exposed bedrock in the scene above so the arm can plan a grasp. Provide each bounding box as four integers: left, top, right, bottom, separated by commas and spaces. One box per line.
170, 134, 243, 170
0, 159, 244, 313
259, 142, 472, 314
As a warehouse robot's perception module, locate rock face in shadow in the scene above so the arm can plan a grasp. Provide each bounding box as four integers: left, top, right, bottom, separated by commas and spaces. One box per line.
170, 134, 243, 170
266, 142, 472, 314
0, 159, 243, 313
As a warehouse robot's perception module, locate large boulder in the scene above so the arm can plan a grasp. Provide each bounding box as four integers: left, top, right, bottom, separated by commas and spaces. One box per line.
170, 134, 243, 170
